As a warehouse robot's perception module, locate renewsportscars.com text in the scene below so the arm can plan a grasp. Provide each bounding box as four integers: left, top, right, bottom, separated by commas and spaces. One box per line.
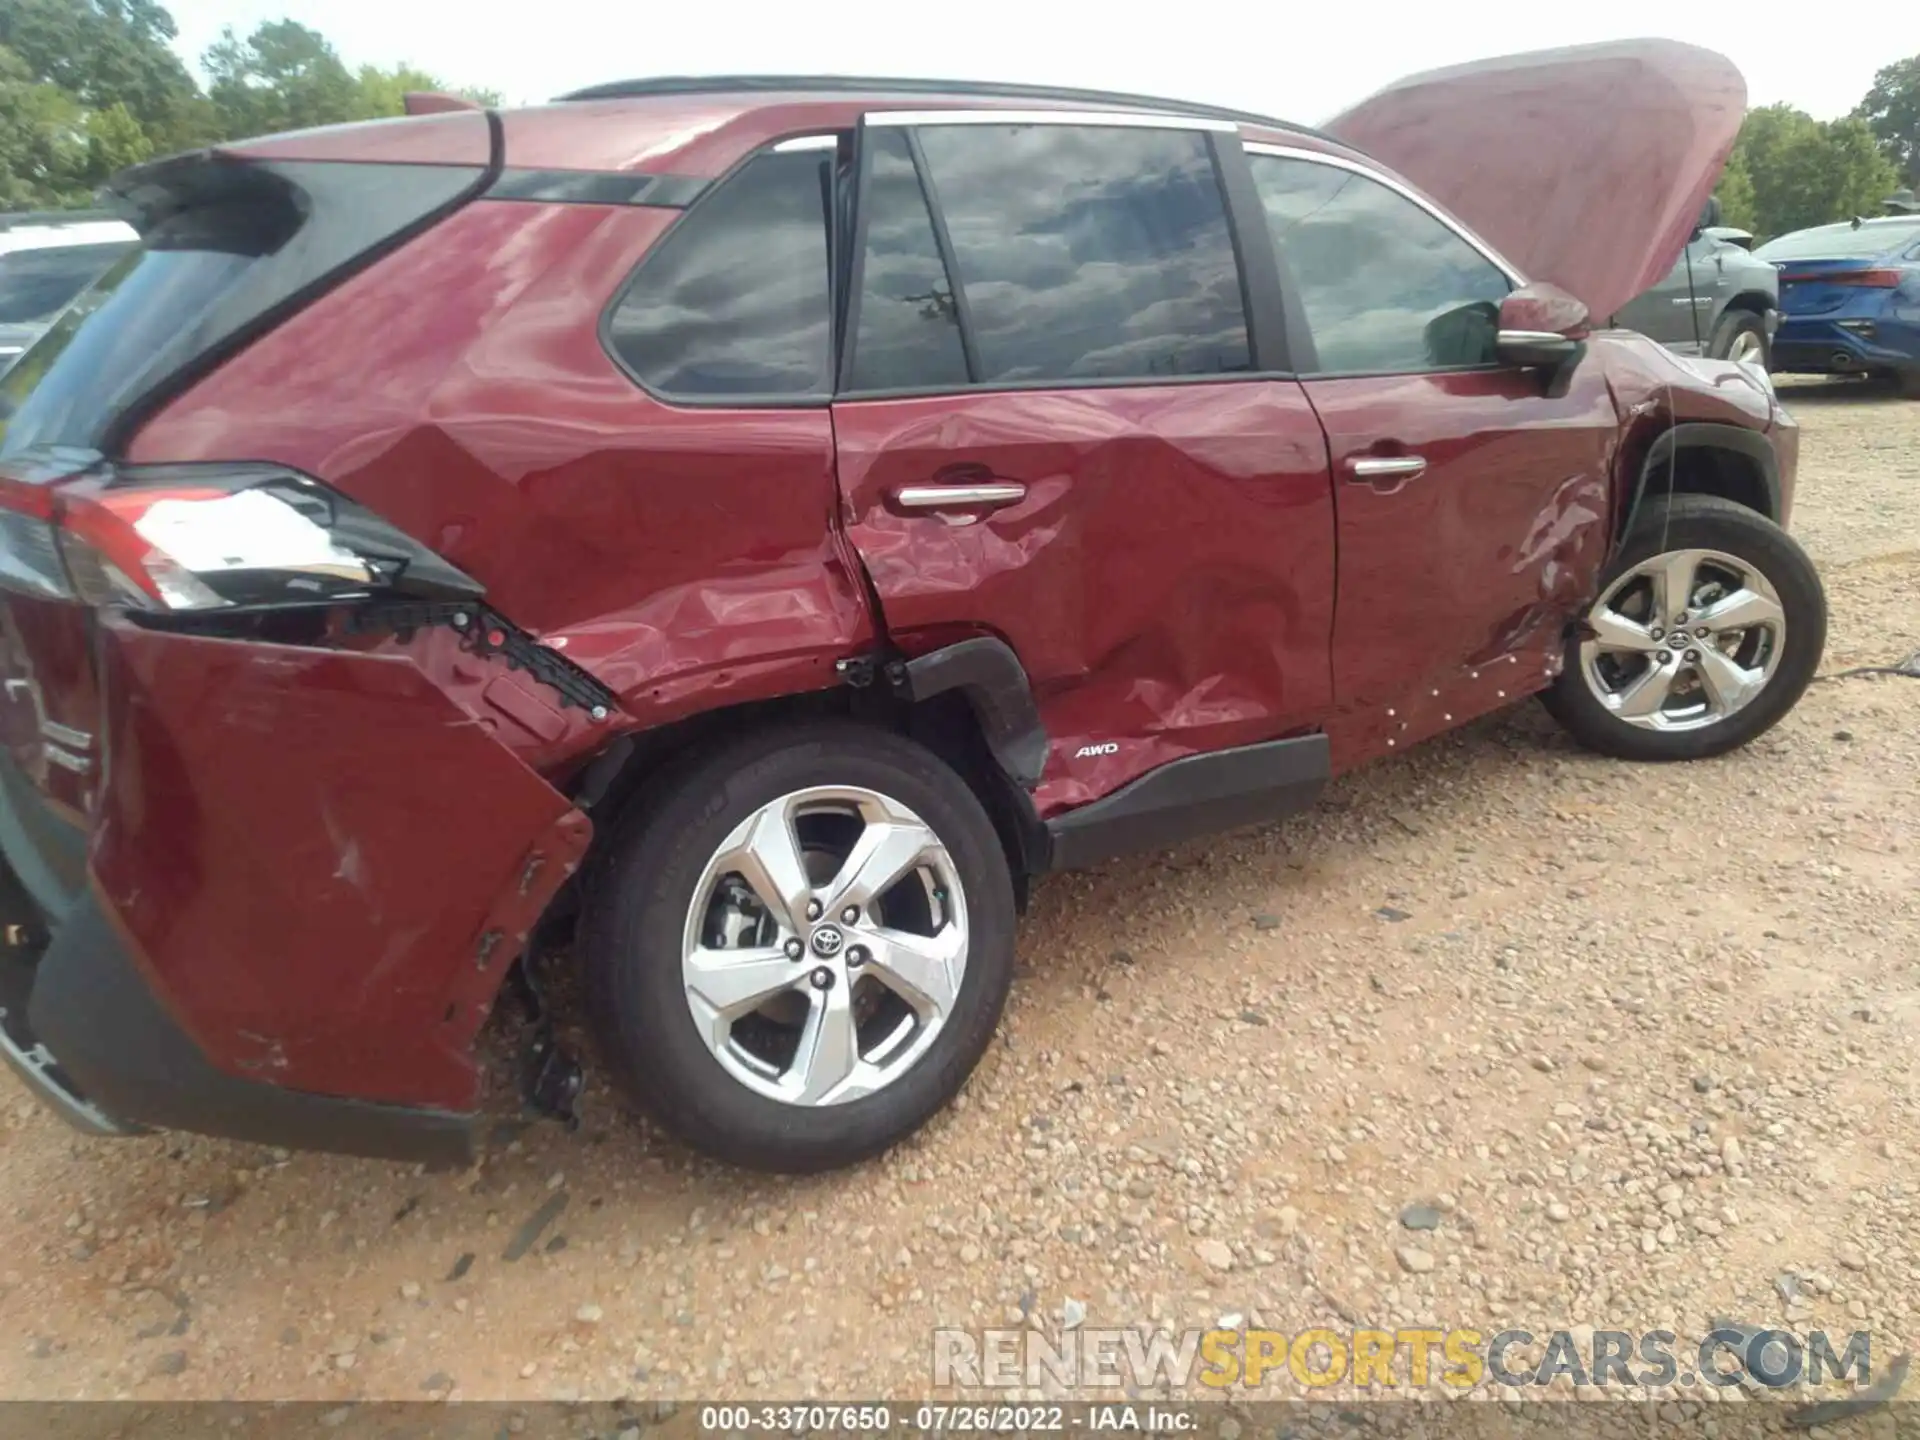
932, 1326, 1872, 1391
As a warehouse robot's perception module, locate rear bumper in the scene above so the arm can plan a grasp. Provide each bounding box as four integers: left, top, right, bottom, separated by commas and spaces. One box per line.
0, 755, 479, 1166
1773, 316, 1919, 374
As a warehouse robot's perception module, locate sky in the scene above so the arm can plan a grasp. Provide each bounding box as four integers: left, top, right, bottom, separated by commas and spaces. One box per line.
164, 0, 1919, 123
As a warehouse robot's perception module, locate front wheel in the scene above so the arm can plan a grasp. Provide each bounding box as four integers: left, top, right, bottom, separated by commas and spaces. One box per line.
1707, 308, 1769, 368
1541, 495, 1826, 762
581, 722, 1016, 1173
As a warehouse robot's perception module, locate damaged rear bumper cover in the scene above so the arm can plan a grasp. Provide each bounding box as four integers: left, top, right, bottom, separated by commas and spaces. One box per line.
0, 792, 480, 1165
0, 618, 598, 1166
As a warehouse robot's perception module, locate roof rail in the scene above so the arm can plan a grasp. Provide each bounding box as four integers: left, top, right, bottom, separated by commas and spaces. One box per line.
0, 208, 124, 232
554, 74, 1326, 140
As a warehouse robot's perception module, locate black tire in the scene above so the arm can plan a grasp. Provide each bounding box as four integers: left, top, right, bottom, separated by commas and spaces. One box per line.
1540, 495, 1826, 762
581, 721, 1016, 1173
1898, 369, 1920, 400
1707, 307, 1769, 367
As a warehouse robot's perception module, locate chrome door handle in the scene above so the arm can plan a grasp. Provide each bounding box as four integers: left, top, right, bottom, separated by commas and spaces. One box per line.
1347, 456, 1427, 482
892, 482, 1027, 510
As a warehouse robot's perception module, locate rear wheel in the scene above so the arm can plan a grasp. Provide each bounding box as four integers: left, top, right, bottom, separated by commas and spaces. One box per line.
1541, 495, 1825, 762
1707, 308, 1768, 367
582, 722, 1016, 1173
1898, 369, 1920, 399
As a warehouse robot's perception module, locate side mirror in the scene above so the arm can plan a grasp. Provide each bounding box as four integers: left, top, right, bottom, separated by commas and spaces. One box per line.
1692, 194, 1723, 239
1495, 282, 1590, 369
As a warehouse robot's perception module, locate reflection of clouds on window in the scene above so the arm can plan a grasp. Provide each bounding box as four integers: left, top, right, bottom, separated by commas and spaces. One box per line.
1251, 156, 1509, 374
849, 129, 969, 391
914, 124, 1251, 384
608, 149, 833, 397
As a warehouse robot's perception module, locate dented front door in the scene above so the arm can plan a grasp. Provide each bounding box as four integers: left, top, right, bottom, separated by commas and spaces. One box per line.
829, 114, 1334, 816
1239, 146, 1619, 770
1309, 367, 1618, 767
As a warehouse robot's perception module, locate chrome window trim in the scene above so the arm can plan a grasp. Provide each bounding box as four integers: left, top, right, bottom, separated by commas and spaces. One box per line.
772, 134, 839, 153
865, 108, 1236, 134
1242, 142, 1527, 287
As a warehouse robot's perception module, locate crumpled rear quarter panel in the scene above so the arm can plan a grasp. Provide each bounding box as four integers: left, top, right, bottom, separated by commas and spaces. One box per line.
90, 620, 588, 1110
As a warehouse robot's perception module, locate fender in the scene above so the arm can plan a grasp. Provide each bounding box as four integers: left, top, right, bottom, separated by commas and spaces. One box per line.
1616, 421, 1781, 554
898, 637, 1049, 791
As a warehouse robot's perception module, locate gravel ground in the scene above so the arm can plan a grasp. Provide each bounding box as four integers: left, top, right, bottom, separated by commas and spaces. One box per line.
2, 375, 1917, 1407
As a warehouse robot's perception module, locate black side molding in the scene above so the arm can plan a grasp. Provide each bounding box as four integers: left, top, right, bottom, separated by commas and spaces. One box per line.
1045, 734, 1329, 872
485, 169, 709, 208
901, 637, 1049, 790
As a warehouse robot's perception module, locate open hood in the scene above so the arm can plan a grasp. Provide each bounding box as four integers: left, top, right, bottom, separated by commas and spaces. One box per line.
1327, 40, 1746, 322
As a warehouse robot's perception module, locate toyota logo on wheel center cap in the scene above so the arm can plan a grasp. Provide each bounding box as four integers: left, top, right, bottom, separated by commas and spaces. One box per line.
810, 926, 845, 958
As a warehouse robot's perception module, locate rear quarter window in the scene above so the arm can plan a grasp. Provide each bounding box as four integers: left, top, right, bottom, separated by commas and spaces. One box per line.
604, 148, 837, 401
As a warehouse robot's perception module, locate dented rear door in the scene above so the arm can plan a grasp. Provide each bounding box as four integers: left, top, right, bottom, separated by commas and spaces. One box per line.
830, 114, 1334, 816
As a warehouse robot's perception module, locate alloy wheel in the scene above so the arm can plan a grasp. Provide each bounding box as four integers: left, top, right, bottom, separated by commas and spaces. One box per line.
679, 786, 969, 1106
1579, 547, 1786, 732
1726, 328, 1766, 367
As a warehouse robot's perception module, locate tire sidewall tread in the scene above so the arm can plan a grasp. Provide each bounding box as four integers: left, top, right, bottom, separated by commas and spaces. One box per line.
1543, 494, 1826, 762
581, 721, 1015, 1174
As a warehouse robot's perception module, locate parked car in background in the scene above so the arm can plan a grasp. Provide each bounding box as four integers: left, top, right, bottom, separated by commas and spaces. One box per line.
1758, 215, 1920, 395
1612, 196, 1779, 364
0, 212, 137, 376
0, 41, 1824, 1175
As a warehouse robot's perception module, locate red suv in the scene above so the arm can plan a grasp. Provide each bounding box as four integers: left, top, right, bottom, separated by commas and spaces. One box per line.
0, 41, 1821, 1174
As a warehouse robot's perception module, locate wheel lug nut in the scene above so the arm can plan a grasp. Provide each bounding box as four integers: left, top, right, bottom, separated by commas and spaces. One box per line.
1650, 627, 1664, 640
1685, 649, 1700, 663
1656, 650, 1672, 665
840, 906, 859, 924
847, 946, 868, 968
810, 967, 834, 990
1675, 612, 1689, 625
805, 899, 822, 922
784, 937, 804, 960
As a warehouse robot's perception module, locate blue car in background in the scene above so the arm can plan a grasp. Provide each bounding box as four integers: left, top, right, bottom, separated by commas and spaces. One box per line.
1758, 214, 1920, 395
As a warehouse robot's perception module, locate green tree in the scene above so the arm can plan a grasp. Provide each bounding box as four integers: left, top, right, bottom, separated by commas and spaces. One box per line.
203, 19, 364, 138
203, 21, 497, 140
353, 64, 499, 117
0, 41, 89, 207
1714, 147, 1757, 233
1729, 103, 1900, 239
1855, 54, 1920, 188
0, 0, 203, 151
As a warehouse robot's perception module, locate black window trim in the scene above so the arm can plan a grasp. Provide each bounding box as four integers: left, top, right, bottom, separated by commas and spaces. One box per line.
1241, 141, 1533, 382
596, 130, 851, 409
837, 110, 1293, 404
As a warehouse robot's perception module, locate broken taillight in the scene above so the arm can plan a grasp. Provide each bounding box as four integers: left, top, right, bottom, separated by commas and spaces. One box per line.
0, 456, 480, 612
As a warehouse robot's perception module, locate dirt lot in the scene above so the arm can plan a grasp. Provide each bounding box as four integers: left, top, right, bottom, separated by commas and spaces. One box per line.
3, 376, 1917, 1406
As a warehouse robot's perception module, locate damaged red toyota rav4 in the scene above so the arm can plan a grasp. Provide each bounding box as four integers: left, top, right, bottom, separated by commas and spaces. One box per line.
0, 41, 1823, 1174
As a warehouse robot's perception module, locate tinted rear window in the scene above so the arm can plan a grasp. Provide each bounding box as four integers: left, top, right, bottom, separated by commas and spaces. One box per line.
0, 160, 483, 459
1754, 221, 1920, 262
0, 243, 134, 326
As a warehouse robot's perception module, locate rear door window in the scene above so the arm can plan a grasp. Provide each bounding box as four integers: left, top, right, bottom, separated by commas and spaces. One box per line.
606, 147, 837, 400
891, 122, 1251, 385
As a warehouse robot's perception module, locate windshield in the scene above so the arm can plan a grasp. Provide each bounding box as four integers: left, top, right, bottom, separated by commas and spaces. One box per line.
0, 243, 133, 326
1755, 221, 1920, 262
